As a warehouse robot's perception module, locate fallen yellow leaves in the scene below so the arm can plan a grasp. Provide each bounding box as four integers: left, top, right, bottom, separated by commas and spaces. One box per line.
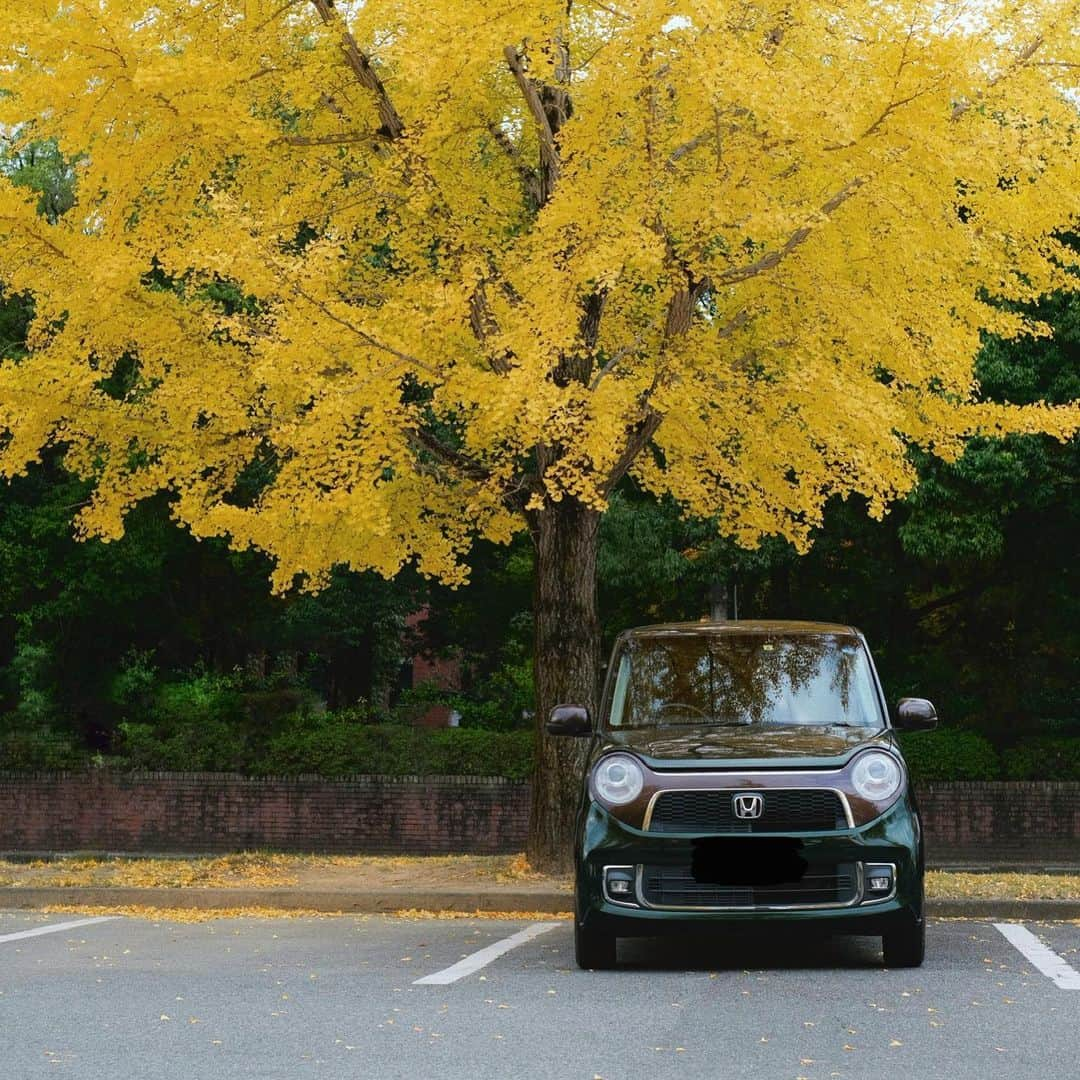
1, 852, 300, 890
40, 904, 339, 924
0, 856, 1074, 907
926, 871, 1080, 901
390, 908, 572, 921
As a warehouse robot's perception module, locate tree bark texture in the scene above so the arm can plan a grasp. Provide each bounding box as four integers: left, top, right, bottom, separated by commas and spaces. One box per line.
527, 498, 602, 873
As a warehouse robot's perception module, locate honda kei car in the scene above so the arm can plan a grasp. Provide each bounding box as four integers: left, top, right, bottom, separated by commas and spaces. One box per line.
547, 621, 937, 970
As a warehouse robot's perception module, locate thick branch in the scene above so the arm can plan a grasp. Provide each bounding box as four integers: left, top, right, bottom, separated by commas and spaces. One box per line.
409, 427, 491, 482
603, 411, 663, 495
504, 45, 561, 205
487, 120, 543, 206
311, 0, 405, 139
468, 279, 513, 376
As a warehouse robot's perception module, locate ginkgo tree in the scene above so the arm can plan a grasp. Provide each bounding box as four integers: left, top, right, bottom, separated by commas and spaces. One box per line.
1, 0, 1079, 866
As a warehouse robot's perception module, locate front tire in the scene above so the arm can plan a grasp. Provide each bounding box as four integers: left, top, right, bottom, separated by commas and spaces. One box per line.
575, 918, 617, 969
882, 914, 925, 968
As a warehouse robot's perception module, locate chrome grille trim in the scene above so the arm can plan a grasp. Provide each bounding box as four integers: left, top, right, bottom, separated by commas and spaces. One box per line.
635, 862, 865, 912
642, 786, 855, 832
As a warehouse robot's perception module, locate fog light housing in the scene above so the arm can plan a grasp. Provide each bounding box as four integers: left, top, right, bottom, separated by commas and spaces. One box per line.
603, 866, 637, 905
864, 863, 895, 899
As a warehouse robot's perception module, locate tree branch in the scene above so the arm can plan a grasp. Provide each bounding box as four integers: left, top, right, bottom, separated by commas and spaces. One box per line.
408, 427, 491, 482
487, 120, 543, 206
310, 0, 405, 139
713, 176, 867, 286
281, 132, 371, 147
293, 286, 436, 374
951, 34, 1045, 121
504, 45, 561, 205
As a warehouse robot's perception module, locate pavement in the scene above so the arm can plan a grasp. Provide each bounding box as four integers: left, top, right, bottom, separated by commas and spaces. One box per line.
1, 909, 1077, 1079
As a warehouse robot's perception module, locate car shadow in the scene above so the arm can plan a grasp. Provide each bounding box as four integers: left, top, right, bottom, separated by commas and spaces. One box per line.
614, 926, 886, 971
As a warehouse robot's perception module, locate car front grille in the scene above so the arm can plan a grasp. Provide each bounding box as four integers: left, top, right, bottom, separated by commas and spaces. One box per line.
646, 788, 847, 833
639, 862, 859, 909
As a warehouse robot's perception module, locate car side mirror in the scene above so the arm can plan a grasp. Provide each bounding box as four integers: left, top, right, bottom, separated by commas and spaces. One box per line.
546, 704, 592, 737
894, 697, 937, 731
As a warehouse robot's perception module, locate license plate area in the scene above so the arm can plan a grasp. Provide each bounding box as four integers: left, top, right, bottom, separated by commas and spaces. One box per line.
690, 836, 807, 886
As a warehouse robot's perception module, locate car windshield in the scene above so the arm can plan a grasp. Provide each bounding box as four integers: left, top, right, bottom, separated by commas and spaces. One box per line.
605, 632, 884, 730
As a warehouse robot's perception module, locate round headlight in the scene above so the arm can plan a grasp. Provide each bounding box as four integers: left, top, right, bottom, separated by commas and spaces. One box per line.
592, 753, 645, 806
851, 751, 903, 802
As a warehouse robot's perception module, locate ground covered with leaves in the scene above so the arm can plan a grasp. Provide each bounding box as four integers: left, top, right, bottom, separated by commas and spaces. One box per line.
1, 855, 1077, 902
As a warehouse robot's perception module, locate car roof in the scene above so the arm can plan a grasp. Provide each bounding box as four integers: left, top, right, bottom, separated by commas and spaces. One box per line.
622, 619, 861, 638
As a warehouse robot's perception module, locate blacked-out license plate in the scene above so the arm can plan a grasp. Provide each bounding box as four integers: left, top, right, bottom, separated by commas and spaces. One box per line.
690, 837, 808, 886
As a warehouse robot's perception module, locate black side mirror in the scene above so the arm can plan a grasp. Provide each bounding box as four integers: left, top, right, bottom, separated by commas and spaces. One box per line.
894, 697, 938, 731
546, 704, 592, 737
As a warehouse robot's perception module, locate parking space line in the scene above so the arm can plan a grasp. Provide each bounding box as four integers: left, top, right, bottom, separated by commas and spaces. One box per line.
994, 923, 1080, 989
413, 922, 561, 985
0, 916, 118, 945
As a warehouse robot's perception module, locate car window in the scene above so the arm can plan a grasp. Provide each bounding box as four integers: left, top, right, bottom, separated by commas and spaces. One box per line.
606, 634, 883, 729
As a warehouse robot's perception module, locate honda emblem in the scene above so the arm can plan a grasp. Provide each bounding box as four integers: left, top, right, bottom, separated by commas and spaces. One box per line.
732, 793, 764, 819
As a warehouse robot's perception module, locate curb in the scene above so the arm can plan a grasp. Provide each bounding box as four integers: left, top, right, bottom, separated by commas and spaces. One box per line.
925, 898, 1080, 920
1, 888, 1077, 920
0, 886, 573, 915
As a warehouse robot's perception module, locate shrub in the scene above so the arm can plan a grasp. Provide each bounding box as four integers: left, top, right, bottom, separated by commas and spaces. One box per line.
255, 714, 533, 779
1003, 736, 1080, 781
153, 669, 245, 728
113, 668, 250, 771
0, 725, 87, 770
116, 717, 247, 772
898, 728, 1000, 782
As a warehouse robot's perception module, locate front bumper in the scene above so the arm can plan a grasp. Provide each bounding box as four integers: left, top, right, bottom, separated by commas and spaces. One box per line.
576, 791, 923, 937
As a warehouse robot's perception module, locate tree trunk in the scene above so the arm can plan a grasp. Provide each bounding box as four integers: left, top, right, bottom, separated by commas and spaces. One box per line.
527, 498, 602, 873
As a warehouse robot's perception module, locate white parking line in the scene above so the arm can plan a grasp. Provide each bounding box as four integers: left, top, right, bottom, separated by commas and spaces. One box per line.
413, 922, 561, 985
994, 923, 1080, 989
0, 916, 117, 945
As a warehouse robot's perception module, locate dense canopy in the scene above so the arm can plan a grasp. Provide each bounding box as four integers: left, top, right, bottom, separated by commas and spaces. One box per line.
2, 0, 1079, 591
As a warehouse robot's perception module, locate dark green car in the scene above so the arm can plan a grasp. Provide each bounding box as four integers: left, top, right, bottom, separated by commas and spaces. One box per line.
547, 621, 937, 970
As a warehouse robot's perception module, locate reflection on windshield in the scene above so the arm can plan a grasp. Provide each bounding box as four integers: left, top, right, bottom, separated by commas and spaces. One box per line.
606, 634, 883, 730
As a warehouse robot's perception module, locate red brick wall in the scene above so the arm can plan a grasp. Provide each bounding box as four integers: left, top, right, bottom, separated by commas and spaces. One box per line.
0, 773, 1076, 860
0, 772, 529, 855
918, 781, 1080, 862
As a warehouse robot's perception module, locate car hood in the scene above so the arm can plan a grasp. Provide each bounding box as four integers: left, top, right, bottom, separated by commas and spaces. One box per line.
600, 724, 895, 770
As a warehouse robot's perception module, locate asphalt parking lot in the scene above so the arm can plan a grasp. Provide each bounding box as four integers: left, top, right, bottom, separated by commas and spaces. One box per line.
1, 910, 1077, 1080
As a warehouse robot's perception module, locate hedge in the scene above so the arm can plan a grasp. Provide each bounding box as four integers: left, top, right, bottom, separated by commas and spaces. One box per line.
254, 716, 534, 780
1003, 736, 1080, 781
895, 728, 1001, 781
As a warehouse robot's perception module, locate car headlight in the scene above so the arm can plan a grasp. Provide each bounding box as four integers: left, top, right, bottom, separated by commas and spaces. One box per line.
850, 751, 903, 802
592, 754, 645, 805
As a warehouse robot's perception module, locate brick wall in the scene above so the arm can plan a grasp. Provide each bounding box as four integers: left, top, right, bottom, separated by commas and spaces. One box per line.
918, 781, 1080, 862
0, 773, 1076, 860
0, 772, 529, 855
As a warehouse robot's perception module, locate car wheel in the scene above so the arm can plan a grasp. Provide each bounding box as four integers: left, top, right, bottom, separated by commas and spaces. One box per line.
575, 918, 617, 970
882, 915, 925, 968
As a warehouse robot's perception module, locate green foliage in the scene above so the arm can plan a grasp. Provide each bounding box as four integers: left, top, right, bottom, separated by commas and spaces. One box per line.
256, 714, 533, 779
0, 726, 86, 770
108, 650, 159, 716
152, 669, 246, 728
0, 138, 77, 224
5, 641, 57, 726
113, 667, 248, 771
392, 653, 535, 732
115, 718, 247, 773
898, 729, 1001, 782
1003, 737, 1080, 781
